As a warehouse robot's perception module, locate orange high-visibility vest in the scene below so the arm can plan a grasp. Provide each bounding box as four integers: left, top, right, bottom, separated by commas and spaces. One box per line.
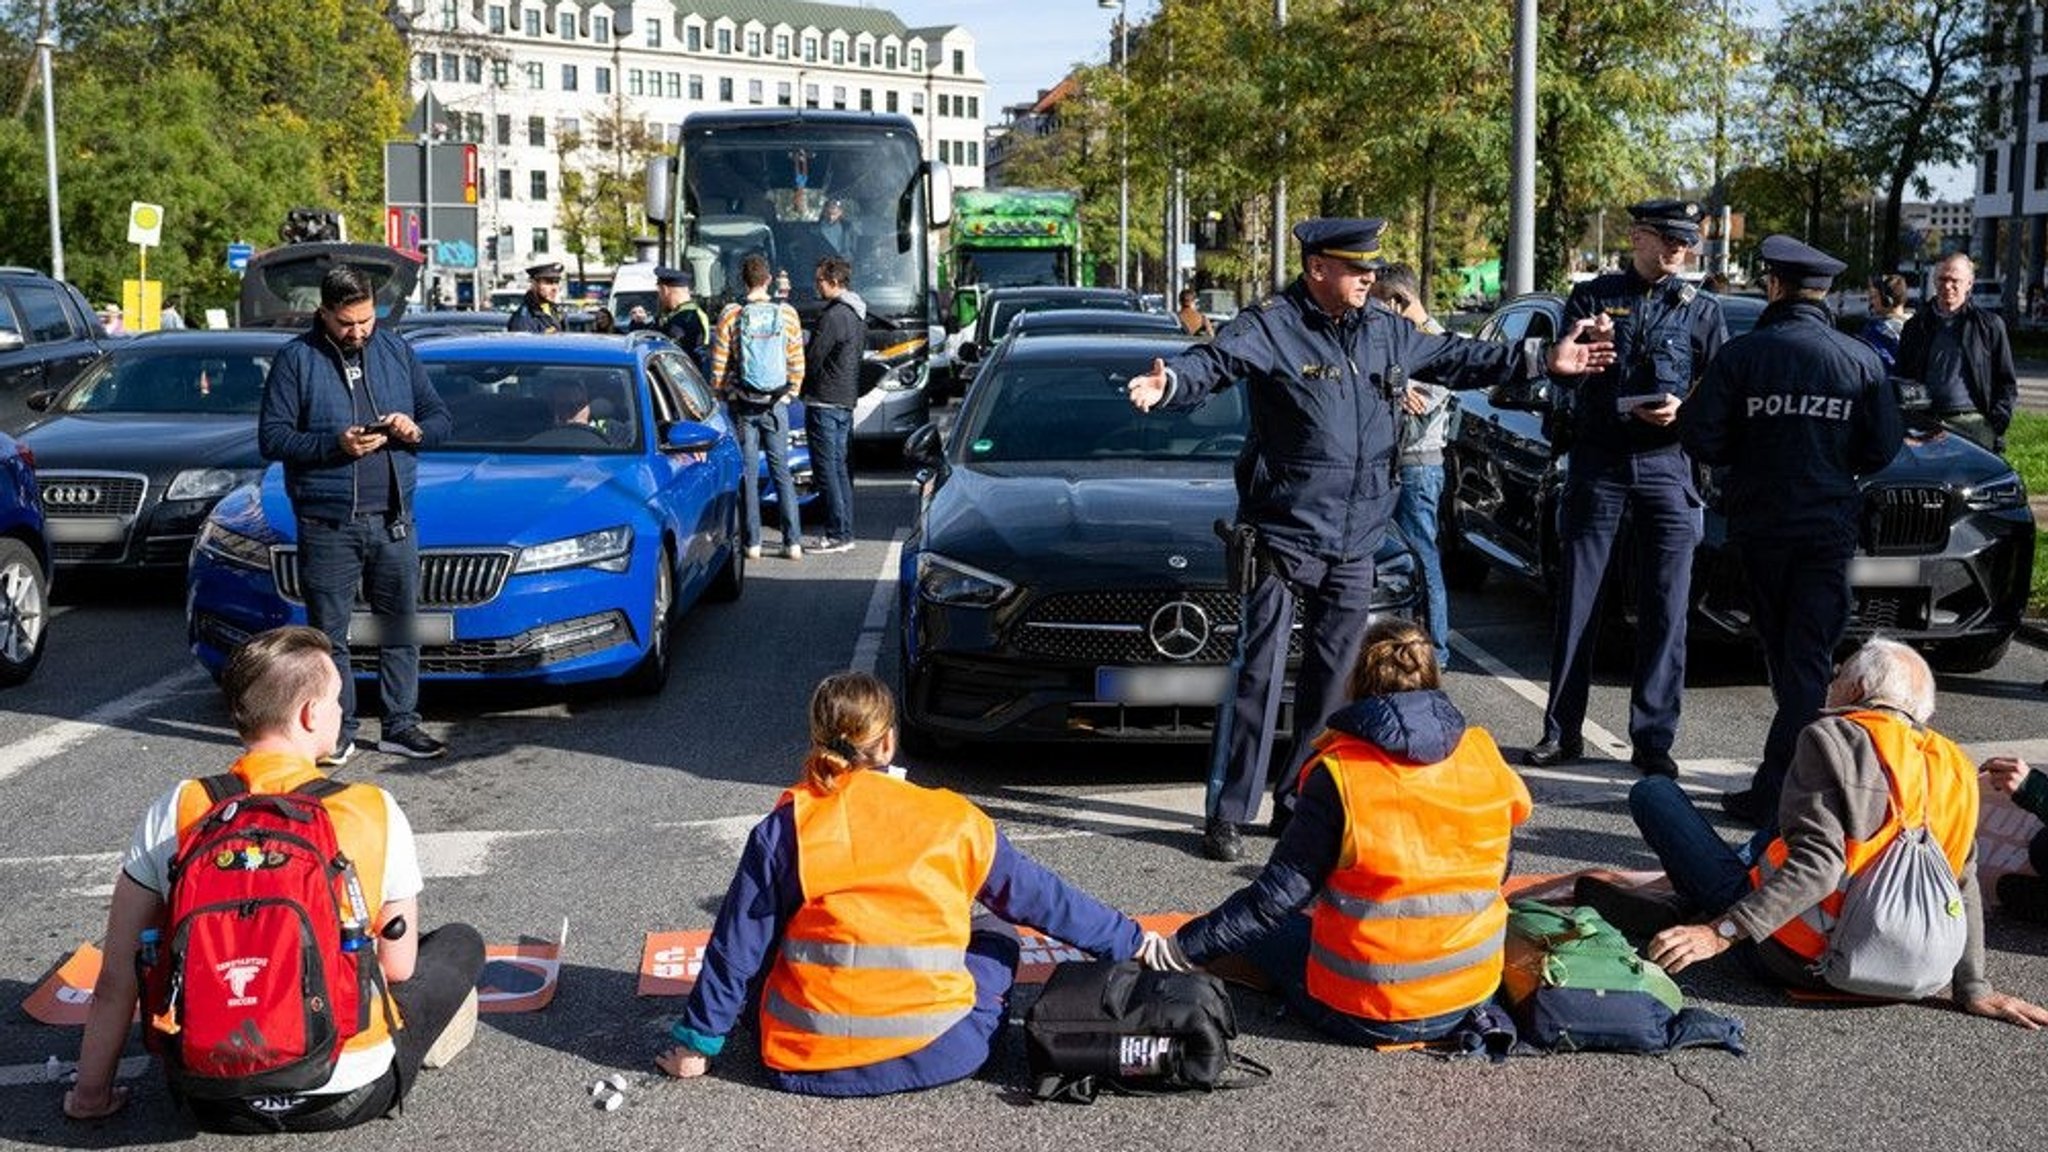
759, 770, 998, 1072
1748, 709, 1978, 961
171, 751, 402, 1052
1303, 727, 1532, 1022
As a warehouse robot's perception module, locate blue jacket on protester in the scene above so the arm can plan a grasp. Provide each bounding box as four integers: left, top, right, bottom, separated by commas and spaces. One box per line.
1174, 688, 1479, 964
258, 323, 452, 524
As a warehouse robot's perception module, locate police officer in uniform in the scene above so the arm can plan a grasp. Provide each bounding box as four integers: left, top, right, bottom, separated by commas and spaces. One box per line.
1680, 236, 1902, 825
634, 266, 712, 377
1127, 218, 1615, 861
506, 262, 565, 333
1526, 200, 1727, 779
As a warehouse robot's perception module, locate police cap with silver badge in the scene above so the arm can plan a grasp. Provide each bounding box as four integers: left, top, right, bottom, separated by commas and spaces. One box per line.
1293, 218, 1387, 271
525, 261, 565, 282
1756, 234, 1847, 291
654, 266, 693, 288
1627, 199, 1703, 244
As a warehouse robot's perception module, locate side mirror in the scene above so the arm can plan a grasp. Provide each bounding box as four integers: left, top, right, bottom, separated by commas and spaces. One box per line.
1489, 377, 1551, 412
1888, 374, 1930, 414
663, 419, 722, 454
903, 421, 944, 468
25, 389, 56, 412
0, 329, 23, 353
926, 161, 954, 229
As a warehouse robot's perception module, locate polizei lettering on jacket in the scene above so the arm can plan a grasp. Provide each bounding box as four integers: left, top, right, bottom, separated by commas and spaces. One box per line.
1745, 394, 1854, 420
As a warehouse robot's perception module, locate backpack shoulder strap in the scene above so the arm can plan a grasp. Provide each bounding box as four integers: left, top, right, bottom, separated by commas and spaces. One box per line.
200, 773, 247, 805
293, 777, 349, 801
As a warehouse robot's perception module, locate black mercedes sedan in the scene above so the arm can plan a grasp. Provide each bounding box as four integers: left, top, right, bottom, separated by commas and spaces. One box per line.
897, 332, 1421, 746
1442, 292, 2033, 672
15, 330, 290, 571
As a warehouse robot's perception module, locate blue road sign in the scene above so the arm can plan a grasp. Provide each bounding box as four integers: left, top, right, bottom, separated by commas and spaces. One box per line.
227, 242, 254, 273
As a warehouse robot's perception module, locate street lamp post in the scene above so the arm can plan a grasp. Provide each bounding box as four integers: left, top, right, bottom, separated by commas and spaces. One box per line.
1100, 0, 1128, 291
36, 0, 63, 280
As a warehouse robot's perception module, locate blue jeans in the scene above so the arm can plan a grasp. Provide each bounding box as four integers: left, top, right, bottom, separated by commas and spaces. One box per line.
1626, 776, 1771, 916
297, 512, 422, 741
737, 400, 801, 547
1395, 463, 1450, 665
1242, 912, 1468, 1046
806, 403, 854, 541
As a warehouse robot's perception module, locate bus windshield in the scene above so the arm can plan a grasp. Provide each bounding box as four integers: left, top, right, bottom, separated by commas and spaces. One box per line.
678, 117, 928, 322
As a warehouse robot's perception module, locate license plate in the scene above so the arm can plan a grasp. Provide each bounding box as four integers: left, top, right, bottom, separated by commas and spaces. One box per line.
46, 518, 126, 544
1848, 556, 1922, 587
347, 612, 455, 646
1095, 665, 1232, 706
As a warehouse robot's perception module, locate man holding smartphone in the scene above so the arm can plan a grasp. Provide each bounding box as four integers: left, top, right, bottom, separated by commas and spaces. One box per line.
259, 265, 454, 764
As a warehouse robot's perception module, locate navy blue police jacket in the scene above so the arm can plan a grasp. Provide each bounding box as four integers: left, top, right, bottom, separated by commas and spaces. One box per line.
505, 295, 561, 333
1159, 279, 1544, 560
1679, 299, 1902, 549
1560, 269, 1726, 461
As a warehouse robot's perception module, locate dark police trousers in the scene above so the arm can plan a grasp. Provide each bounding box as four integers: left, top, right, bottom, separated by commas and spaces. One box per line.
1541, 447, 1701, 755
1210, 544, 1375, 826
1740, 540, 1854, 814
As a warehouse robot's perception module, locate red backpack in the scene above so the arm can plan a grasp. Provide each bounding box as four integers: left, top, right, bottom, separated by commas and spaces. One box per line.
140, 774, 391, 1100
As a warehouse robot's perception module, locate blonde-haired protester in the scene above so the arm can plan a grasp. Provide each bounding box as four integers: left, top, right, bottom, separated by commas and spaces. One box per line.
656, 672, 1147, 1095
1137, 622, 1532, 1046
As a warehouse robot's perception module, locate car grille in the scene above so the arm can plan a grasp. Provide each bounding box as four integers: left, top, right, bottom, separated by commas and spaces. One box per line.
196, 609, 628, 674
1010, 588, 1303, 664
271, 548, 515, 608
1864, 485, 1951, 555
38, 473, 146, 518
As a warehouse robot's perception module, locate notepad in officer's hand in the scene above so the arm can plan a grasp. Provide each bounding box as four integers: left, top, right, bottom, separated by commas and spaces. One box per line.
1615, 392, 1675, 414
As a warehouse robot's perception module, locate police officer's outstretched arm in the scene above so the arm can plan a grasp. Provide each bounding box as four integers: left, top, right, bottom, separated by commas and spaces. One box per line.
1128, 316, 1268, 413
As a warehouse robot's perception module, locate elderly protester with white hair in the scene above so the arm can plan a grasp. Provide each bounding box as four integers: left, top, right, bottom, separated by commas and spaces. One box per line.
1578, 638, 2048, 1027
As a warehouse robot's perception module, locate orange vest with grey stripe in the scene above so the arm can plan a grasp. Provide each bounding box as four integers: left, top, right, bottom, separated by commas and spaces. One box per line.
1747, 709, 1977, 961
758, 770, 998, 1072
1302, 727, 1531, 1022
171, 751, 403, 1050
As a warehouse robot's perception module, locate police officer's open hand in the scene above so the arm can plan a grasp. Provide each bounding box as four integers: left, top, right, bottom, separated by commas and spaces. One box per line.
1631, 393, 1683, 427
1545, 317, 1618, 376
1402, 385, 1429, 416
1127, 359, 1168, 412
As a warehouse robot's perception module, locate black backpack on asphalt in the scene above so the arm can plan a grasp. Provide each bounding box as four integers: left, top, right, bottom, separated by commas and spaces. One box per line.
1024, 960, 1270, 1104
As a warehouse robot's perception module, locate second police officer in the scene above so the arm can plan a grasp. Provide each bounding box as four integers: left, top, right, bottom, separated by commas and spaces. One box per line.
1679, 236, 1902, 826
1127, 218, 1615, 862
505, 261, 566, 334
1526, 200, 1727, 779
637, 266, 713, 378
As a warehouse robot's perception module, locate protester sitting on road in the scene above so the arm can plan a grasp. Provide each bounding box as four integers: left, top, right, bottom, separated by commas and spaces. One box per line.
655, 671, 1145, 1095
64, 626, 485, 1130
1583, 638, 2048, 1028
1138, 622, 1533, 1046
1982, 755, 2048, 923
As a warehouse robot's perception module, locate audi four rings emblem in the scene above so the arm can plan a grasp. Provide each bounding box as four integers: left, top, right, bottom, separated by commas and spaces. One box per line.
43, 484, 103, 507
1147, 600, 1210, 660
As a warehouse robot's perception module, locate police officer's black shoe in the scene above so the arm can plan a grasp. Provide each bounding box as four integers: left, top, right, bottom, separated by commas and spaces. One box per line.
1202, 819, 1245, 863
1721, 787, 1768, 828
1631, 749, 1680, 778
1523, 738, 1583, 768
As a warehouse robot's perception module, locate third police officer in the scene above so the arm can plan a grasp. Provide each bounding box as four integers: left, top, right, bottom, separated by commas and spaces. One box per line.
505, 261, 566, 334
1527, 200, 1727, 779
1679, 236, 1902, 825
1127, 218, 1614, 861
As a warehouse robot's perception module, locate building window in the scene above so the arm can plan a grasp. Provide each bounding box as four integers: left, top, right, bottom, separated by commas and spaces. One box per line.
803, 36, 818, 62
776, 33, 790, 59
465, 55, 483, 84
967, 141, 979, 167
497, 168, 512, 199
967, 96, 979, 119
562, 64, 578, 91
628, 69, 643, 96
885, 90, 898, 113
488, 4, 505, 34
885, 45, 898, 70
832, 85, 846, 110
718, 27, 733, 54
1984, 150, 1999, 195
531, 171, 548, 200
645, 18, 662, 48
688, 25, 703, 51
910, 47, 923, 72
747, 30, 761, 56
666, 72, 680, 98
531, 227, 549, 254
525, 61, 544, 89
748, 78, 764, 104
911, 91, 924, 115
952, 50, 964, 74
832, 39, 846, 64
596, 66, 611, 94
859, 45, 872, 67
859, 88, 872, 111
805, 83, 820, 108
492, 59, 508, 87
594, 15, 609, 42
719, 76, 734, 101
496, 113, 511, 144
524, 9, 539, 36
528, 116, 546, 146
777, 81, 792, 106
560, 15, 575, 41
689, 74, 704, 99
418, 54, 437, 81
464, 112, 484, 141
557, 116, 579, 139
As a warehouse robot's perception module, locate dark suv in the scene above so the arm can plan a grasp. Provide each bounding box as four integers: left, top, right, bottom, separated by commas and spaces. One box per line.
0, 267, 110, 431
1442, 291, 2034, 673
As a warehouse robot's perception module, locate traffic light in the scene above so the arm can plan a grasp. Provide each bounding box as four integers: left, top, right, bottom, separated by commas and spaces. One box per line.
484, 234, 499, 262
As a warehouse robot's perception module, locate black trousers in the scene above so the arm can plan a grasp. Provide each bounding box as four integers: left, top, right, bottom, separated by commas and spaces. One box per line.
1740, 541, 1853, 812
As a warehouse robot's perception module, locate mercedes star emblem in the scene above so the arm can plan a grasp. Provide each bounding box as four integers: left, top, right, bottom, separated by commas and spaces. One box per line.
1147, 600, 1210, 660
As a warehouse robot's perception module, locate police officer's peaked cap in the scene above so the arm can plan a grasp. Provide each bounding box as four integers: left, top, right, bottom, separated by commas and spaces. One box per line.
1628, 199, 1703, 243
655, 266, 694, 288
526, 261, 565, 281
1757, 234, 1847, 291
1293, 218, 1387, 270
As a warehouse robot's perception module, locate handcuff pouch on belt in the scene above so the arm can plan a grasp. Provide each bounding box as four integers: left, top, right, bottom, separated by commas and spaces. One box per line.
1215, 520, 1262, 596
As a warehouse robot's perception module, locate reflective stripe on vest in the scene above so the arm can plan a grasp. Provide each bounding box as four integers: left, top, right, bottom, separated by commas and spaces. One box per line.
1303, 725, 1530, 1023
759, 770, 997, 1072
1748, 710, 1978, 961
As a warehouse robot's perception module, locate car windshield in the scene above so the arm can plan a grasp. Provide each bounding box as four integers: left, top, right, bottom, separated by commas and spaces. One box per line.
423, 361, 641, 454
960, 352, 1246, 463
58, 348, 273, 415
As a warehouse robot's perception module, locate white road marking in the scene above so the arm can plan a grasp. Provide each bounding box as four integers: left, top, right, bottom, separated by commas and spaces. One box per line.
0, 667, 211, 786
849, 531, 908, 676
0, 1055, 149, 1088
1449, 627, 1631, 757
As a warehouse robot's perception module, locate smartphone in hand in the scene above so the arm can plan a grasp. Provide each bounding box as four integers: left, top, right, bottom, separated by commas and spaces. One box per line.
359, 419, 397, 437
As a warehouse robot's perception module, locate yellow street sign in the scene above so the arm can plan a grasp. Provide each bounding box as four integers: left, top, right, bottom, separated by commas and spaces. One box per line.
122, 279, 163, 333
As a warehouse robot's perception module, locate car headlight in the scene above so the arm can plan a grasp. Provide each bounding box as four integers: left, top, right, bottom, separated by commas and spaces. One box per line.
514, 525, 634, 574
1962, 472, 2027, 511
916, 551, 1014, 607
166, 468, 260, 503
195, 520, 275, 570
868, 356, 924, 393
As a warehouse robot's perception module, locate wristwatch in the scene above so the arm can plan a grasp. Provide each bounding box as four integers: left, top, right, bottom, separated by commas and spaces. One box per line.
1714, 918, 1742, 941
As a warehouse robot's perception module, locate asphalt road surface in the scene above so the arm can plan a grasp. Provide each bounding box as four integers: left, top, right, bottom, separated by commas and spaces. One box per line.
3, 459, 2046, 1152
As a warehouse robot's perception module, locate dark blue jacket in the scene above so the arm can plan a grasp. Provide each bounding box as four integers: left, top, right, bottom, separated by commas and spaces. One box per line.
676, 797, 1142, 1095
257, 324, 452, 523
505, 294, 562, 333
1681, 299, 1901, 549
1896, 302, 2018, 437
1160, 279, 1544, 560
1559, 270, 1726, 461
1175, 689, 1477, 964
